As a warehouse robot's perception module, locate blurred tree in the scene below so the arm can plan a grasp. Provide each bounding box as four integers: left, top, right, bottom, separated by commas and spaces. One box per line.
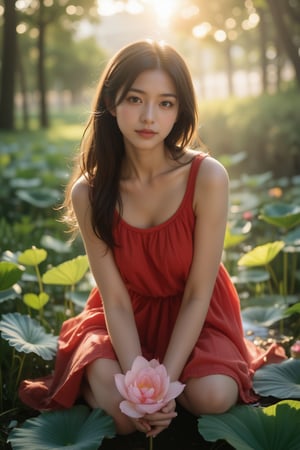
264, 0, 300, 87
47, 30, 107, 105
22, 0, 100, 128
172, 0, 299, 96
0, 0, 100, 130
172, 0, 257, 97
0, 0, 17, 130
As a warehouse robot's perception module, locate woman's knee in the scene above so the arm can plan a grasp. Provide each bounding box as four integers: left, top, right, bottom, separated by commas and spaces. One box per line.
84, 359, 135, 435
86, 358, 118, 387
180, 374, 239, 416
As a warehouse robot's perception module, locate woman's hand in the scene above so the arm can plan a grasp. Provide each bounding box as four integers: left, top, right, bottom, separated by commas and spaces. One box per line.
135, 399, 177, 437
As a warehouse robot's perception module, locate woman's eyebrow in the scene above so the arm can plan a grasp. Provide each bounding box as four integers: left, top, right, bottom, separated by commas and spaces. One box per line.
128, 87, 177, 98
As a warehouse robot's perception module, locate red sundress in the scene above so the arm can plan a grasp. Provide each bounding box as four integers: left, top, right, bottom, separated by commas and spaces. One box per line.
19, 153, 286, 411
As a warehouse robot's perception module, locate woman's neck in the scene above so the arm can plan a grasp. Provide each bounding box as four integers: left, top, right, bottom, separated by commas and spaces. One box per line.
121, 146, 173, 183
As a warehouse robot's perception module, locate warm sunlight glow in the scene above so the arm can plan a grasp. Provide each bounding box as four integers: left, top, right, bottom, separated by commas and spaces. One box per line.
214, 29, 227, 42
145, 0, 178, 27
97, 0, 124, 16
97, 0, 180, 27
193, 22, 212, 39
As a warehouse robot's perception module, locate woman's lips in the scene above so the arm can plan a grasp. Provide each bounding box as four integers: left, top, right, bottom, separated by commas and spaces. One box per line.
135, 129, 157, 138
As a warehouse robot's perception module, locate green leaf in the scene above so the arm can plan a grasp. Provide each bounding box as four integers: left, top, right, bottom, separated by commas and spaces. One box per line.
242, 305, 287, 328
238, 241, 285, 267
224, 222, 250, 249
23, 292, 49, 310
230, 191, 260, 214
8, 405, 115, 450
16, 187, 60, 208
67, 291, 89, 309
232, 269, 270, 284
0, 261, 23, 291
253, 359, 300, 399
285, 302, 300, 316
18, 247, 47, 266
283, 227, 300, 246
198, 400, 300, 450
259, 203, 300, 229
10, 177, 41, 189
241, 171, 273, 188
242, 295, 297, 309
218, 151, 247, 168
0, 312, 57, 360
40, 235, 71, 254
42, 255, 89, 286
0, 287, 20, 304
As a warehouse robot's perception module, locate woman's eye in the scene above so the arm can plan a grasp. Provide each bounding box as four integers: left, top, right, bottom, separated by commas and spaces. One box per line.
127, 96, 142, 104
161, 100, 174, 108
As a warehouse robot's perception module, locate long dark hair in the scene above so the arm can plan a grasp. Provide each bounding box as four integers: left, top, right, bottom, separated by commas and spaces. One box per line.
64, 39, 200, 249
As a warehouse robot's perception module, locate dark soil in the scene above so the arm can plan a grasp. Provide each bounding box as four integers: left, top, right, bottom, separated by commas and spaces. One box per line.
100, 404, 234, 450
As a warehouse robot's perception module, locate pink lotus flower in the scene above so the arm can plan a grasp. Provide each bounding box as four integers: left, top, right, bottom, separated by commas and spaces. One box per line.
291, 340, 300, 359
114, 356, 185, 418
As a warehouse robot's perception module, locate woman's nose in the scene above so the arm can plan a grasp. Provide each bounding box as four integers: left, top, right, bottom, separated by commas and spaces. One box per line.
141, 103, 155, 124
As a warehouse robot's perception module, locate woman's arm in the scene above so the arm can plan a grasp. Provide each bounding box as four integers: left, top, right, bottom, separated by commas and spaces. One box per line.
163, 156, 229, 381
71, 179, 142, 373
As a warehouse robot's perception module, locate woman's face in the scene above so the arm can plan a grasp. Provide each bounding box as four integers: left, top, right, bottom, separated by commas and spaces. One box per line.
112, 69, 179, 153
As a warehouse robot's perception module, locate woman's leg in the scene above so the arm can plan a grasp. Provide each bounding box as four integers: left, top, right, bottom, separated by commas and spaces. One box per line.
82, 358, 135, 435
178, 374, 239, 416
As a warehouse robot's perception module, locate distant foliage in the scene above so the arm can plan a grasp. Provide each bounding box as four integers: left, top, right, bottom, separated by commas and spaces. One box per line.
200, 88, 300, 178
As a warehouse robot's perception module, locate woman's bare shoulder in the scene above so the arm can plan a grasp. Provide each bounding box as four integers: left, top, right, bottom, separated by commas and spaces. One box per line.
193, 155, 229, 214
197, 154, 229, 186
71, 175, 90, 207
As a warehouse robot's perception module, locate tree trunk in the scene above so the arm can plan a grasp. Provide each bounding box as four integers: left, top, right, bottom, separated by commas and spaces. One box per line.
258, 8, 268, 93
37, 0, 49, 128
266, 0, 300, 87
16, 39, 29, 129
0, 0, 17, 130
275, 37, 283, 91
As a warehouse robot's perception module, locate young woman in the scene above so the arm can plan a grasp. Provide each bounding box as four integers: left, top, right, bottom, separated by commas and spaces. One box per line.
19, 39, 284, 438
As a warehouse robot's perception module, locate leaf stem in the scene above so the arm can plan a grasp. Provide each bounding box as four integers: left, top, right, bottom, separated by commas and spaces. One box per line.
149, 436, 153, 450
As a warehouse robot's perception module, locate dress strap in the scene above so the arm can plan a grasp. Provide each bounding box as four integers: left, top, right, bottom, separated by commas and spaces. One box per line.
184, 152, 208, 203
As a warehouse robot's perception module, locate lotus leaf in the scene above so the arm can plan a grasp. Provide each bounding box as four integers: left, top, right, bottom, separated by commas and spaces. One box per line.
16, 188, 60, 208
230, 191, 260, 214
238, 241, 285, 267
241, 171, 273, 188
198, 400, 300, 450
242, 305, 287, 327
253, 359, 300, 399
66, 291, 90, 309
0, 287, 20, 303
42, 255, 89, 285
283, 227, 300, 246
0, 312, 57, 360
10, 178, 41, 188
41, 235, 71, 253
242, 295, 297, 308
18, 247, 47, 266
232, 268, 270, 284
8, 405, 115, 450
259, 203, 300, 229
